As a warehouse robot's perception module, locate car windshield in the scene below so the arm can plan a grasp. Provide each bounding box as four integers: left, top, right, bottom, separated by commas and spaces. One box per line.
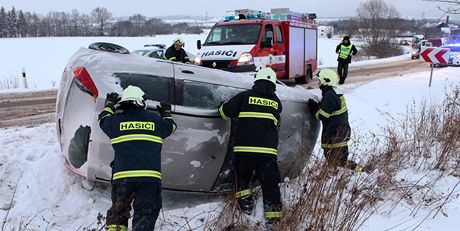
132, 50, 151, 56
204, 24, 261, 46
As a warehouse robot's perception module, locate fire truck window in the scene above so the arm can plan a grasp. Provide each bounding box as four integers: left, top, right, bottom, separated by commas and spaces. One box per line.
262, 25, 274, 48
276, 26, 283, 44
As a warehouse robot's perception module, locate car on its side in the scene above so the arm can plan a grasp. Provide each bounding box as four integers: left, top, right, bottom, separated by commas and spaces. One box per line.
132, 44, 196, 61
56, 43, 320, 193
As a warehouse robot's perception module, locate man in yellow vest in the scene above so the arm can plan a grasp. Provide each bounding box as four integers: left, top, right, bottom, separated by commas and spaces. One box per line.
335, 36, 358, 84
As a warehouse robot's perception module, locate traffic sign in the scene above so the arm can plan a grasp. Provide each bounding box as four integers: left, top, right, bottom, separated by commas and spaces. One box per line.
420, 47, 450, 64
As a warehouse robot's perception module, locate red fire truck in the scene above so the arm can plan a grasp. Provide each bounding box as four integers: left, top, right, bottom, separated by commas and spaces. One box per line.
195, 8, 318, 84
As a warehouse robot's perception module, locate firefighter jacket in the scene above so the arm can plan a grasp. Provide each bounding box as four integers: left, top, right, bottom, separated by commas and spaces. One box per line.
165, 45, 191, 63
315, 86, 351, 149
98, 103, 176, 185
219, 81, 282, 157
335, 43, 358, 63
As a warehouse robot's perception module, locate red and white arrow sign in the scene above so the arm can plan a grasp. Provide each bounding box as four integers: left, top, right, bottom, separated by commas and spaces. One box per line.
420, 47, 450, 64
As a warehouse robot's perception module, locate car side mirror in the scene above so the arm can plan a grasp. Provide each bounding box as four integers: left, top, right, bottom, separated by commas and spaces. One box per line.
197, 40, 202, 50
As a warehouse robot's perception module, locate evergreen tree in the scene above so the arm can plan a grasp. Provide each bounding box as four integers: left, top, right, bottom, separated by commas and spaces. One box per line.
0, 7, 7, 37
8, 7, 18, 37
17, 10, 28, 37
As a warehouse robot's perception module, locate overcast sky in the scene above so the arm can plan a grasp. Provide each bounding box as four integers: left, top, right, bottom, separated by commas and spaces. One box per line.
0, 0, 456, 20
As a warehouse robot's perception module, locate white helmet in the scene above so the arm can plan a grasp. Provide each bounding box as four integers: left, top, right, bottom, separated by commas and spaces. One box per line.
173, 37, 185, 47
315, 69, 339, 87
119, 85, 146, 107
254, 67, 277, 85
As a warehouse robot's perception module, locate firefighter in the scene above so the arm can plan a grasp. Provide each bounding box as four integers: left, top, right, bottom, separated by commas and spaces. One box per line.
98, 85, 176, 231
218, 67, 283, 229
307, 69, 362, 172
335, 36, 358, 85
165, 37, 191, 64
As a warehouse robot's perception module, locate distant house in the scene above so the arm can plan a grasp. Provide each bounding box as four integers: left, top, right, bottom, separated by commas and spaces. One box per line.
318, 25, 334, 38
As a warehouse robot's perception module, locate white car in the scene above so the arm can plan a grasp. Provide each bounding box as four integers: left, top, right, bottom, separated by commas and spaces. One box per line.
132, 44, 196, 61
56, 42, 320, 193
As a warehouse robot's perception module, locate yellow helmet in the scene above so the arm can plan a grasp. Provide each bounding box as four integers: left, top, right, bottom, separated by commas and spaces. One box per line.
120, 85, 146, 107
254, 67, 277, 85
315, 69, 339, 87
173, 37, 185, 47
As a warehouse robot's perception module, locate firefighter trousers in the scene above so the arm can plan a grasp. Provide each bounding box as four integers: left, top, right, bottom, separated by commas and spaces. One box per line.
337, 61, 349, 83
233, 154, 282, 215
106, 181, 161, 231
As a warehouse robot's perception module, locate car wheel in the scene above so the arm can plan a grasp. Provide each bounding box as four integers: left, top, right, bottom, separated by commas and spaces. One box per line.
88, 42, 130, 54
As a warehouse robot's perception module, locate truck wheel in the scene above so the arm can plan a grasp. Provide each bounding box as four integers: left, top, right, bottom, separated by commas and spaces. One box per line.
295, 75, 307, 84
295, 68, 312, 84
88, 42, 130, 54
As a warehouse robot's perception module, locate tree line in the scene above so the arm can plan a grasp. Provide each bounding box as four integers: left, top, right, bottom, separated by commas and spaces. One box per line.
0, 6, 203, 38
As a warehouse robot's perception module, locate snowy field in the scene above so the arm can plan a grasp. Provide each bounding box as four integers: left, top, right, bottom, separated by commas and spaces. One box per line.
0, 35, 409, 91
1, 63, 459, 230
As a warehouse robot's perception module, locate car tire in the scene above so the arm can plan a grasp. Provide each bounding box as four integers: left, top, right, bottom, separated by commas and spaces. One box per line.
88, 42, 130, 54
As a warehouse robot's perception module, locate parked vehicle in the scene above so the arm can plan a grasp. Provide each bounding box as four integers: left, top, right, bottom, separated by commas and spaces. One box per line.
411, 40, 433, 59
428, 38, 443, 47
195, 8, 318, 84
56, 43, 320, 193
438, 44, 460, 66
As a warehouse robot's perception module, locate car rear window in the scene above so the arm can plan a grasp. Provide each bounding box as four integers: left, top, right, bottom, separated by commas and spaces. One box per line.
178, 80, 243, 109
114, 73, 172, 102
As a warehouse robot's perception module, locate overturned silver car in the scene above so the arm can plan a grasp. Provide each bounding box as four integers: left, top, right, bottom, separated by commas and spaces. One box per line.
56, 43, 320, 193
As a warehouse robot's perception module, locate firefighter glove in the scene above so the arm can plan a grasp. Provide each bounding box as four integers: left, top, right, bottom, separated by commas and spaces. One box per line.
157, 102, 172, 117
308, 99, 319, 114
105, 92, 120, 106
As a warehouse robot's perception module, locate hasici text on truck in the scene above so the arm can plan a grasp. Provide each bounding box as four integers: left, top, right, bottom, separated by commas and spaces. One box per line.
195, 8, 318, 84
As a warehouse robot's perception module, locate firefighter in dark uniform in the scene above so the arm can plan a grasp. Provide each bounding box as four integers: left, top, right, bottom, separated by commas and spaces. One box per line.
98, 85, 176, 231
218, 67, 283, 228
335, 36, 358, 84
165, 37, 191, 63
308, 69, 362, 172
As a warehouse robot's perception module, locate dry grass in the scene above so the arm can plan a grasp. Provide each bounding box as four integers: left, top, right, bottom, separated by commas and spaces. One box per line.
205, 85, 460, 231
0, 76, 20, 90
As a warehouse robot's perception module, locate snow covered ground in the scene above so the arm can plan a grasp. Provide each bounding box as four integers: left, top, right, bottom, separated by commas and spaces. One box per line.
1, 62, 459, 230
0, 35, 410, 91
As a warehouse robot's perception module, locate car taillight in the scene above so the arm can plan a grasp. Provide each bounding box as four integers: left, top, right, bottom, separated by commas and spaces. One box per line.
73, 66, 98, 98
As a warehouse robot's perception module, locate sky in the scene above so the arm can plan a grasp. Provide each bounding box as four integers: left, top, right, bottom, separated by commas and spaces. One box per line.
0, 0, 457, 21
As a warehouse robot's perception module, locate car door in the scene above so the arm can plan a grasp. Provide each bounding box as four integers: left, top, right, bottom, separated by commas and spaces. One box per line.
163, 64, 246, 192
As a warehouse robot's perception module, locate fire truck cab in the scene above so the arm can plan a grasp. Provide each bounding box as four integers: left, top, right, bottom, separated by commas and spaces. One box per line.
195, 8, 318, 84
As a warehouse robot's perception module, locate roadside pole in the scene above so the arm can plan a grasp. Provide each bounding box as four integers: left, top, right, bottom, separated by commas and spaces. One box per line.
419, 47, 450, 87
22, 68, 28, 89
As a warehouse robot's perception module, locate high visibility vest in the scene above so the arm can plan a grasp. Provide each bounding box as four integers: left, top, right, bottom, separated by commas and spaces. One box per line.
339, 43, 353, 59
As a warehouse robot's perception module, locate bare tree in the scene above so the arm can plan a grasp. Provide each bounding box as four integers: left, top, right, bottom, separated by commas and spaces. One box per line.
90, 7, 112, 36
424, 0, 460, 14
356, 0, 403, 58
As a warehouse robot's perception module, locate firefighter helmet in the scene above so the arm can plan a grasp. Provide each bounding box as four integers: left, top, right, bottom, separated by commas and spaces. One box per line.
120, 85, 146, 107
254, 67, 277, 85
316, 69, 339, 87
173, 37, 185, 47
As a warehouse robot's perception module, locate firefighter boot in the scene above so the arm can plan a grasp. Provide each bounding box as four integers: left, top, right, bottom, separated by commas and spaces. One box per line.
237, 194, 254, 215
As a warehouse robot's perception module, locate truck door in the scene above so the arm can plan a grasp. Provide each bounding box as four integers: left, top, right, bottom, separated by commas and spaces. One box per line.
272, 24, 286, 77
255, 24, 275, 69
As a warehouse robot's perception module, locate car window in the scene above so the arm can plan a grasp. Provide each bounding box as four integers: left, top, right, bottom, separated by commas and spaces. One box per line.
114, 73, 172, 102
132, 50, 150, 56
179, 80, 243, 109
149, 50, 164, 59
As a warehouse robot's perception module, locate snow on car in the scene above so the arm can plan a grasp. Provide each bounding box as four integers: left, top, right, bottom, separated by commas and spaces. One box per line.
56, 43, 320, 193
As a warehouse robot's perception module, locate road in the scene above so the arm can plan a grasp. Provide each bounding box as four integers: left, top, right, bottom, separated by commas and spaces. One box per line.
0, 59, 430, 129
